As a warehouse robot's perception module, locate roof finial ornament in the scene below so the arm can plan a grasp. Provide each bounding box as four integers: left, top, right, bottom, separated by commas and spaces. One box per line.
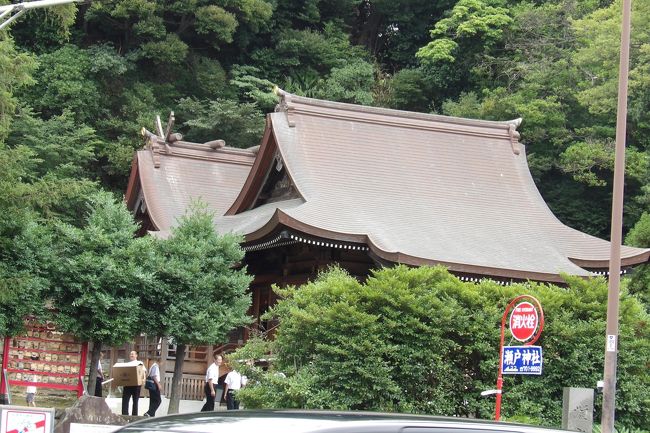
507, 118, 522, 155
273, 87, 295, 127
141, 126, 162, 168
164, 111, 175, 142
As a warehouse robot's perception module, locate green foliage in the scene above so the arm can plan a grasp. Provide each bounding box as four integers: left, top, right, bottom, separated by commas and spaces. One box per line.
0, 219, 49, 337
140, 33, 189, 65
235, 266, 650, 429
20, 45, 103, 123
382, 67, 434, 111
417, 0, 513, 64
7, 107, 98, 179
0, 144, 53, 335
229, 65, 277, 112
195, 5, 238, 43
83, 0, 274, 56
315, 60, 376, 105
144, 202, 252, 345
0, 36, 36, 142
627, 213, 650, 248
251, 24, 369, 83
572, 0, 650, 124
625, 213, 650, 307
46, 192, 151, 346
10, 4, 78, 52
177, 97, 265, 148
593, 423, 650, 433
560, 140, 649, 187
189, 55, 229, 98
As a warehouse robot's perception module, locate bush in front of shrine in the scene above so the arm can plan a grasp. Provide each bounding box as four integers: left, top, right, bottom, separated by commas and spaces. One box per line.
232, 265, 650, 430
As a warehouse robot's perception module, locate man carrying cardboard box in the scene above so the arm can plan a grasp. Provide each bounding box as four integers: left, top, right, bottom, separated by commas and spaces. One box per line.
114, 351, 147, 416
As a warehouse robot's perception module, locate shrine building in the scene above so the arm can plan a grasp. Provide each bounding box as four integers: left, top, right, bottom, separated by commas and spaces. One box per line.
125, 88, 650, 346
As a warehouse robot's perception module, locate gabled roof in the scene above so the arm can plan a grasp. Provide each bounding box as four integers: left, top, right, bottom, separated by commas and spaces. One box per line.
220, 89, 650, 282
126, 92, 650, 283
125, 130, 256, 231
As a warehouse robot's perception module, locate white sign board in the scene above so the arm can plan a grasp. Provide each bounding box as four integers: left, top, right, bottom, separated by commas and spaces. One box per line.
606, 335, 617, 352
1, 406, 54, 433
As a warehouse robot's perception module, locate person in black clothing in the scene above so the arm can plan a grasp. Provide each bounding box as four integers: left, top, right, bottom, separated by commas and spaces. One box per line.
201, 355, 222, 412
122, 351, 146, 416
94, 351, 104, 397
144, 357, 162, 417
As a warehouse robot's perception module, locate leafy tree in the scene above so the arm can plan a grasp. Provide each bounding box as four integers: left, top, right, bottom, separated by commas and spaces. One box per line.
0, 36, 36, 142
142, 203, 252, 413
235, 266, 650, 429
417, 0, 513, 64
0, 35, 101, 339
625, 212, 650, 308
229, 65, 277, 112
252, 24, 370, 85
0, 144, 49, 337
82, 0, 274, 57
46, 192, 156, 394
380, 67, 434, 112
176, 97, 266, 148
20, 45, 104, 124
315, 60, 376, 105
7, 107, 98, 180
347, 0, 456, 69
10, 4, 78, 52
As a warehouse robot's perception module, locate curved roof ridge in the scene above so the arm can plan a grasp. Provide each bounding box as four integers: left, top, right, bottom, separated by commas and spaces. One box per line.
141, 128, 256, 168
274, 87, 522, 132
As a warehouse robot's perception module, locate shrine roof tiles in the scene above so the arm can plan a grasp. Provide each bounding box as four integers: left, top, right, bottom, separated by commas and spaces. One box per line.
129, 132, 256, 231
127, 92, 650, 282
223, 90, 649, 281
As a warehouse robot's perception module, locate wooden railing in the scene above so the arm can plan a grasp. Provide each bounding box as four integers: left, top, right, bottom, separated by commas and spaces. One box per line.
162, 373, 204, 400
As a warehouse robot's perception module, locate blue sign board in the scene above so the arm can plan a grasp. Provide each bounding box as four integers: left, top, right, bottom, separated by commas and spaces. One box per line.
501, 346, 543, 375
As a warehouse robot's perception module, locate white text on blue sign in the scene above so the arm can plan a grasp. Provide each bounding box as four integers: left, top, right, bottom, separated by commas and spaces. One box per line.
502, 346, 543, 375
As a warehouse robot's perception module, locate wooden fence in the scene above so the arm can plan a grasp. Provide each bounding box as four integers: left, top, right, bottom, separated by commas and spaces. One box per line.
162, 373, 204, 401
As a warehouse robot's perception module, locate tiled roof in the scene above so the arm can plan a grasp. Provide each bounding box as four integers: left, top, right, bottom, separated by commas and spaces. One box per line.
128, 92, 650, 282
225, 90, 649, 281
130, 131, 256, 230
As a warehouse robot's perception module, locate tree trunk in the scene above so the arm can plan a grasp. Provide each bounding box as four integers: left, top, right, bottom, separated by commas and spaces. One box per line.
168, 343, 186, 414
351, 1, 384, 56
87, 341, 102, 396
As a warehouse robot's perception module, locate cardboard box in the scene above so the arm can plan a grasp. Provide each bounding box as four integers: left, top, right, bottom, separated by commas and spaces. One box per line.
112, 362, 145, 387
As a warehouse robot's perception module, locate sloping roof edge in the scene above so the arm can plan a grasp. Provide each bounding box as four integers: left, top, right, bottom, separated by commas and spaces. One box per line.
225, 119, 277, 215
240, 208, 586, 283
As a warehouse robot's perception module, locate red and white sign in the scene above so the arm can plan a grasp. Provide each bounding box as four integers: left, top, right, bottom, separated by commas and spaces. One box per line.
1, 407, 53, 433
509, 301, 539, 342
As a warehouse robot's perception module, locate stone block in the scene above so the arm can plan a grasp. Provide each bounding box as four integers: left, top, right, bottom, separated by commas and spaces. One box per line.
562, 387, 594, 432
54, 395, 128, 433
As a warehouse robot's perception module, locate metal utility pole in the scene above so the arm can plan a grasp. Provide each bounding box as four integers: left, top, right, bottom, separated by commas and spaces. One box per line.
601, 0, 632, 432
0, 0, 85, 31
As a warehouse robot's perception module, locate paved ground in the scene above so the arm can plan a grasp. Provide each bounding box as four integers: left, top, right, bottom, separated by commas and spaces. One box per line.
105, 396, 224, 416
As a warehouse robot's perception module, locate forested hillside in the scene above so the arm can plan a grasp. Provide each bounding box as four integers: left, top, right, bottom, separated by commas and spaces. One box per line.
1, 0, 648, 278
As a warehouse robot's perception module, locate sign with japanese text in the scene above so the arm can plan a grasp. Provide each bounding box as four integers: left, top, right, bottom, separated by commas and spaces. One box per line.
1, 406, 54, 433
501, 345, 543, 375
509, 301, 539, 342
